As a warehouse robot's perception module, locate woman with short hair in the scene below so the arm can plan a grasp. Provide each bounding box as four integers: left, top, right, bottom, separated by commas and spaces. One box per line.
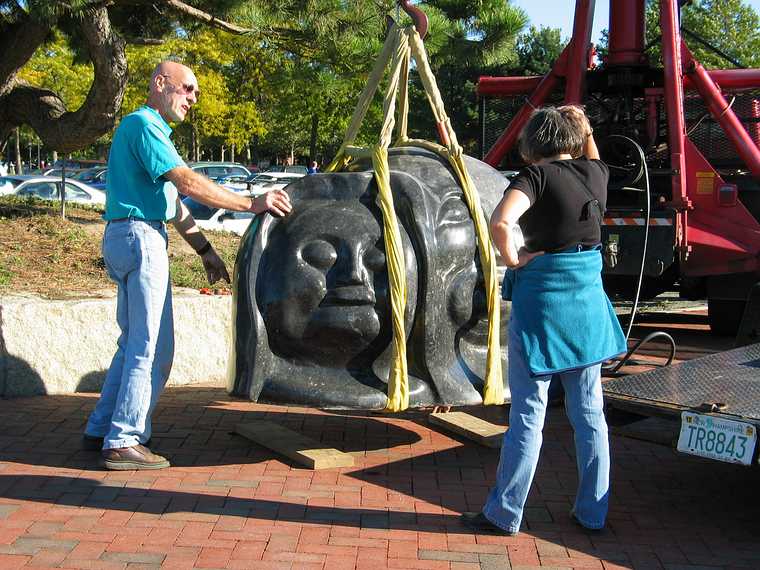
462, 105, 626, 536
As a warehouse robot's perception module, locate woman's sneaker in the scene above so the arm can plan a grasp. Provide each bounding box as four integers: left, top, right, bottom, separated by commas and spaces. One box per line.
460, 512, 518, 536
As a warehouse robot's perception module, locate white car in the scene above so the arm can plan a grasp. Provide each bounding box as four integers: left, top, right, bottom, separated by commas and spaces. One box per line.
189, 162, 252, 192
247, 172, 304, 196
0, 175, 106, 205
182, 197, 255, 236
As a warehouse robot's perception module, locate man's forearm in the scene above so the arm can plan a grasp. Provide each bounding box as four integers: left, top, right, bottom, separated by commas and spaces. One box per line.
166, 166, 254, 212
173, 198, 209, 253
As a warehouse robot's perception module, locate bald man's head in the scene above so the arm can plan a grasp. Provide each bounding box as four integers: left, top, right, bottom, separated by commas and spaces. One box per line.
146, 61, 199, 123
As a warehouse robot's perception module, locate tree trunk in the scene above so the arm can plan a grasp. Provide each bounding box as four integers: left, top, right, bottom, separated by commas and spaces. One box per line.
14, 128, 21, 174
221, 146, 226, 162
0, 8, 127, 153
310, 113, 318, 162
231, 143, 235, 162
0, 15, 50, 100
60, 157, 68, 220
190, 116, 196, 162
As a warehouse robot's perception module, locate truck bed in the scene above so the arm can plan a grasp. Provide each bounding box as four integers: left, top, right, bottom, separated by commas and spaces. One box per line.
603, 343, 760, 425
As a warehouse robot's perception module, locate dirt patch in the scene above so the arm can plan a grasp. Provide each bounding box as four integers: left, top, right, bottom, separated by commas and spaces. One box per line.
0, 197, 242, 299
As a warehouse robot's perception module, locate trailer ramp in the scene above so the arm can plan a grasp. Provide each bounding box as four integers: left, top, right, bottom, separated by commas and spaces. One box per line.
604, 343, 760, 466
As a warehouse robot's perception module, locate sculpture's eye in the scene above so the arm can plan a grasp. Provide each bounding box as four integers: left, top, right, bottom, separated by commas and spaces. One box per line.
301, 239, 337, 270
437, 196, 471, 226
364, 245, 386, 273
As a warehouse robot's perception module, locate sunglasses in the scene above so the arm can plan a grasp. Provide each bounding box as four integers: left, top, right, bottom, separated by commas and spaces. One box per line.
161, 74, 200, 100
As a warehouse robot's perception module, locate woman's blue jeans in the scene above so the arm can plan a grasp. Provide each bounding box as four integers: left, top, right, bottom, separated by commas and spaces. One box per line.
85, 219, 174, 450
483, 325, 610, 533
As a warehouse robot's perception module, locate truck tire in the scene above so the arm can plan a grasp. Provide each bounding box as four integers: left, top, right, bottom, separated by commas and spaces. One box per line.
707, 298, 745, 336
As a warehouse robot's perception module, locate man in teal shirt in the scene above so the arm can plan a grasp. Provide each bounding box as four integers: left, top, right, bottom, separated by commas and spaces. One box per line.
84, 61, 292, 470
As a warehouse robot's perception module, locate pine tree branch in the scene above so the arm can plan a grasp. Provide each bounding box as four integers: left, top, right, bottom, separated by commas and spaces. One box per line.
159, 0, 255, 35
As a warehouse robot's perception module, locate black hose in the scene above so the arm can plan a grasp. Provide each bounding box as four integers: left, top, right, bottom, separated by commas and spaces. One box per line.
601, 135, 677, 375
604, 331, 677, 376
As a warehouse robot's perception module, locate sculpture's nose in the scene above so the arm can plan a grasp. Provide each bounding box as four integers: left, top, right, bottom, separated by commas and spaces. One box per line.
333, 242, 367, 286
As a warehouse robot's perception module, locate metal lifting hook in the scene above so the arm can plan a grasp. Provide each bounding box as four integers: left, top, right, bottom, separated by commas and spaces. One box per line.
398, 0, 428, 39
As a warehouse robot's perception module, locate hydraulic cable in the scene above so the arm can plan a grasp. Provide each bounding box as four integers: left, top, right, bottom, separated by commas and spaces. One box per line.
601, 135, 677, 376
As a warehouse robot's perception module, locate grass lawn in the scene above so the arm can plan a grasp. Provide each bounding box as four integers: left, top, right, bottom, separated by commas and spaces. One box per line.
0, 196, 242, 299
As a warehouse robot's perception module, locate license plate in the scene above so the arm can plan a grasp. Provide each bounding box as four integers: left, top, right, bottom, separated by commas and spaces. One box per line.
677, 412, 757, 466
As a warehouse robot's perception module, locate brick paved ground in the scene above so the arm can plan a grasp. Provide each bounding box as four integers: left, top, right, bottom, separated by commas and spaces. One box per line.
0, 385, 758, 570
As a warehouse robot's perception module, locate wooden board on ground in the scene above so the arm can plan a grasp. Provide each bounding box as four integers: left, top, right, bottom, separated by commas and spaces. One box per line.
429, 411, 506, 448
235, 421, 354, 470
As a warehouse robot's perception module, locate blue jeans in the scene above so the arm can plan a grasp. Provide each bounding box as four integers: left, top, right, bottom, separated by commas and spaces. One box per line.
483, 325, 610, 533
85, 219, 174, 449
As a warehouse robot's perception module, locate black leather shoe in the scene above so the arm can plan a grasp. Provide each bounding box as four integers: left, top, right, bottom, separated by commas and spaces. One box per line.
101, 444, 169, 470
571, 512, 604, 532
83, 435, 151, 451
460, 512, 518, 536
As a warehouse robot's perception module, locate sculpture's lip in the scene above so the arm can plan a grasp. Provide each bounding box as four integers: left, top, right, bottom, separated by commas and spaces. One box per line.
321, 286, 375, 307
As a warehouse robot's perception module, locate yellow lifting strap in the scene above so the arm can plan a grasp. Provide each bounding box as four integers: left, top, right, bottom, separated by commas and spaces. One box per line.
325, 23, 503, 411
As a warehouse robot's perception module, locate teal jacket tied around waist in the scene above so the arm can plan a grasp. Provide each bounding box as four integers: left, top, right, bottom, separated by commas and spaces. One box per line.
502, 249, 626, 376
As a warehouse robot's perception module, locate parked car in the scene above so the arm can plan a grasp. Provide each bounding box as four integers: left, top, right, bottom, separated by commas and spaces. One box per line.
74, 167, 108, 190
188, 162, 251, 191
52, 159, 106, 170
27, 167, 85, 178
0, 175, 105, 205
264, 164, 309, 175
246, 172, 304, 196
0, 175, 24, 195
181, 196, 255, 236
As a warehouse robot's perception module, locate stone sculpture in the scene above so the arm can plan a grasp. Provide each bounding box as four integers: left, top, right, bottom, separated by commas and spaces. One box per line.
229, 147, 510, 409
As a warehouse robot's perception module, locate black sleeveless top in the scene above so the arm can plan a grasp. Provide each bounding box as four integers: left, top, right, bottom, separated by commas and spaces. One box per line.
507, 157, 609, 253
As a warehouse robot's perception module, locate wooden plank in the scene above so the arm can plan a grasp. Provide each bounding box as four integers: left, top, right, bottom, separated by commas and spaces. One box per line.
234, 421, 354, 470
429, 411, 506, 448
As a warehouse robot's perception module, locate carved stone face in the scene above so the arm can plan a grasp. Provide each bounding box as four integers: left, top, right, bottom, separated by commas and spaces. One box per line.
258, 199, 412, 369
230, 148, 508, 409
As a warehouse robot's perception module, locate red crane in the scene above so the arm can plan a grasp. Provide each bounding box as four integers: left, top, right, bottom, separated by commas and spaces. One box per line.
478, 0, 760, 335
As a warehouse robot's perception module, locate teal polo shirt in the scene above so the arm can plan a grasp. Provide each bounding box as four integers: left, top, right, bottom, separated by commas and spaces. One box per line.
104, 106, 185, 221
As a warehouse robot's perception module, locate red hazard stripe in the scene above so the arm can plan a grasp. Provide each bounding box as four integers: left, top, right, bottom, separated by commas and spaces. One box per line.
603, 218, 673, 226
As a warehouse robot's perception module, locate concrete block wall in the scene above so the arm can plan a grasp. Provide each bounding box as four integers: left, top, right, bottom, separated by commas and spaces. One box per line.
0, 290, 232, 398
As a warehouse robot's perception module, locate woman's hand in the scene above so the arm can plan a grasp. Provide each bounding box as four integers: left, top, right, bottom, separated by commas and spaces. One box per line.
490, 189, 532, 267
510, 248, 544, 269
560, 105, 592, 137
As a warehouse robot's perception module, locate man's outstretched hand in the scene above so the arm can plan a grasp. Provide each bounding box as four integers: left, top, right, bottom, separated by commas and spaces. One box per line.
251, 189, 292, 217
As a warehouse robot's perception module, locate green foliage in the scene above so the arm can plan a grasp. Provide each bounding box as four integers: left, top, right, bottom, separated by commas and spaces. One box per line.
0, 265, 11, 287
514, 26, 566, 75
11, 0, 532, 161
405, 0, 528, 153
665, 0, 760, 68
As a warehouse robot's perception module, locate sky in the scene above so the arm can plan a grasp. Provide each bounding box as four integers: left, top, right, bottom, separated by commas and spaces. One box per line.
510, 0, 760, 45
